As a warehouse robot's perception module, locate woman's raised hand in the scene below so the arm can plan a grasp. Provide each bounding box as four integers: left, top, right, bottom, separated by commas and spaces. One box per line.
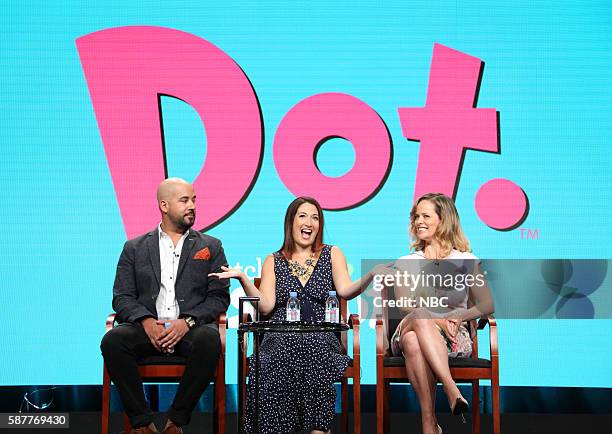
208, 265, 245, 281
370, 262, 397, 282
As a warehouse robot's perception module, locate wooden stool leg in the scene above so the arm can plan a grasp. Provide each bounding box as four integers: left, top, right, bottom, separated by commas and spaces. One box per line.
383, 381, 390, 434
375, 378, 384, 434
214, 365, 225, 434
102, 365, 110, 434
353, 375, 361, 434
472, 380, 480, 434
123, 413, 131, 433
341, 378, 349, 434
492, 376, 501, 434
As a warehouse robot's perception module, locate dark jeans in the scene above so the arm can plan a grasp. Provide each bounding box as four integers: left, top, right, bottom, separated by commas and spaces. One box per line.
101, 322, 221, 428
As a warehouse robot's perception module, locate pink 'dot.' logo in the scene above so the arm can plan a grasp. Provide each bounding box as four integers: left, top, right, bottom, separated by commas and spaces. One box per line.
76, 26, 263, 238
77, 26, 528, 237
399, 44, 527, 231
273, 92, 392, 209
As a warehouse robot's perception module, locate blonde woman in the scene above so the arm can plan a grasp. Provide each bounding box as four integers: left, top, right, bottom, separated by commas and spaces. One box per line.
390, 193, 493, 434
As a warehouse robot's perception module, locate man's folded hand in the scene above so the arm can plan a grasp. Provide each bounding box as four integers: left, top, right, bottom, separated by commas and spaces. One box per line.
141, 317, 164, 351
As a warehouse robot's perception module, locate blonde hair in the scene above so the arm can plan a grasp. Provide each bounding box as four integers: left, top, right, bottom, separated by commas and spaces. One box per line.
409, 193, 471, 257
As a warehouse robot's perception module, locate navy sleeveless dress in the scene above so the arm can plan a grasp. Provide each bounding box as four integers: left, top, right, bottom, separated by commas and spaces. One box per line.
244, 245, 350, 434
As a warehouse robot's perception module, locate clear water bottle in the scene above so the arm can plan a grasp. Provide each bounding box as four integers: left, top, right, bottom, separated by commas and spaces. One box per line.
286, 291, 300, 322
325, 290, 339, 323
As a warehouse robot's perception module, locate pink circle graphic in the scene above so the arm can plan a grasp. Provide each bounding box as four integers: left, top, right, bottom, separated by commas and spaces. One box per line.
475, 178, 528, 230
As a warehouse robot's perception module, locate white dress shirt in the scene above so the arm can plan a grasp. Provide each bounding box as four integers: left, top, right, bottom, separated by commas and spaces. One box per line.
156, 224, 188, 320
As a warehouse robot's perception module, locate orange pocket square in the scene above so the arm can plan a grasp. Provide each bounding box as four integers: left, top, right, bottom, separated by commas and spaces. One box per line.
193, 247, 211, 260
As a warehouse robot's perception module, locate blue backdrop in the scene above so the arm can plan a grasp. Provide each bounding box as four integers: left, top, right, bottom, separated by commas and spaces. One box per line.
1, 0, 611, 387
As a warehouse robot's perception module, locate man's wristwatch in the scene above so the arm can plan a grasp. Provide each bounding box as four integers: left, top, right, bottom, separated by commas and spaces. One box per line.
183, 316, 197, 329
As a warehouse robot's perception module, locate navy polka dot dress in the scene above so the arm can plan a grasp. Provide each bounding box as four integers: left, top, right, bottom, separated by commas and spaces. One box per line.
245, 245, 350, 434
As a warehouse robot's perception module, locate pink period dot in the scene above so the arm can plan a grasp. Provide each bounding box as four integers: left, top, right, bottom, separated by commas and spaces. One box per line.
475, 179, 527, 230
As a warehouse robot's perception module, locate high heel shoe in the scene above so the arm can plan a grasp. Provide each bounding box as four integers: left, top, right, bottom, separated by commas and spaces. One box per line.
451, 396, 469, 423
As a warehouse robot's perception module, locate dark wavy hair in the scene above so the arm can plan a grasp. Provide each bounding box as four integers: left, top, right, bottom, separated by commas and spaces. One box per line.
280, 196, 324, 259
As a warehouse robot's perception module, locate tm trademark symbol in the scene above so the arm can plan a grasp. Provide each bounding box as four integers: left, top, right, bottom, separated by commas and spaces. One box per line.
519, 228, 539, 240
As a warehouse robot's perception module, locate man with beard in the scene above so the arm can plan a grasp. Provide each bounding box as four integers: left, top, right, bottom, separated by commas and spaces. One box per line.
101, 178, 230, 434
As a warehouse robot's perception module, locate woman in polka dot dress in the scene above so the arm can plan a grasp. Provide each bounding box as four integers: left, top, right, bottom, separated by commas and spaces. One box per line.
211, 196, 378, 434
